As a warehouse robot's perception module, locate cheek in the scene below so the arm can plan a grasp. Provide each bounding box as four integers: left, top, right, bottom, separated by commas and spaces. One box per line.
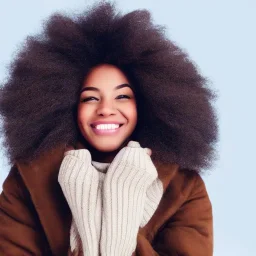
77, 105, 91, 126
126, 103, 137, 125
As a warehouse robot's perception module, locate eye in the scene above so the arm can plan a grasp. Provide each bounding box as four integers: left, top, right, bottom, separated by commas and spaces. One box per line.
80, 96, 98, 103
116, 95, 131, 100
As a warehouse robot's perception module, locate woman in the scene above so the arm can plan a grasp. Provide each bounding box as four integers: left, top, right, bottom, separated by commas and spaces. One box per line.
0, 2, 218, 255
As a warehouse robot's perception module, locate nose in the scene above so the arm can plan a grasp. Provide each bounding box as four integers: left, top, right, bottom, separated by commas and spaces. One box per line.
96, 100, 117, 117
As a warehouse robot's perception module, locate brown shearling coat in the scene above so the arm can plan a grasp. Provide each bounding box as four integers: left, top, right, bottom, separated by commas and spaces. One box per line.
0, 144, 213, 256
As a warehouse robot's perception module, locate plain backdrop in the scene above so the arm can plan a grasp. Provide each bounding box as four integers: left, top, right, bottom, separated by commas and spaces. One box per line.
0, 1, 255, 255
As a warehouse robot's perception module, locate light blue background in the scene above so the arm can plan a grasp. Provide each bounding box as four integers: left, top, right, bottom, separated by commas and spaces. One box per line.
0, 1, 255, 255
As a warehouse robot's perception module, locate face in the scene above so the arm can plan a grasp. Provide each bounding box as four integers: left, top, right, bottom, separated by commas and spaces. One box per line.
77, 64, 137, 152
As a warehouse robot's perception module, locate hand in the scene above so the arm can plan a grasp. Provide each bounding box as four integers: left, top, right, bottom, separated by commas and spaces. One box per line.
135, 146, 163, 228
100, 141, 160, 256
58, 148, 102, 256
112, 141, 158, 183
122, 143, 163, 228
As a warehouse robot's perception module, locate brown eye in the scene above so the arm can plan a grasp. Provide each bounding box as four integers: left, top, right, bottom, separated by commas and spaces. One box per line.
80, 96, 98, 103
116, 95, 131, 100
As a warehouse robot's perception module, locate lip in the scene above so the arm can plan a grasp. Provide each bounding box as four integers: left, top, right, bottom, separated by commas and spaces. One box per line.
91, 123, 123, 136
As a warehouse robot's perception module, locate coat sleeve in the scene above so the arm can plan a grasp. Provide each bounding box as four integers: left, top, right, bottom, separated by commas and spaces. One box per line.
0, 166, 51, 256
133, 174, 213, 256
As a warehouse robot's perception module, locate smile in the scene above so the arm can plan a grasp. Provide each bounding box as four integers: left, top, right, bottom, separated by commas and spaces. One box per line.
90, 123, 124, 135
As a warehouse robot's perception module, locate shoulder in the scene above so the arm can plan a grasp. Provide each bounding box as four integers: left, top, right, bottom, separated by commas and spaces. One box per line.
1, 165, 28, 198
160, 164, 211, 210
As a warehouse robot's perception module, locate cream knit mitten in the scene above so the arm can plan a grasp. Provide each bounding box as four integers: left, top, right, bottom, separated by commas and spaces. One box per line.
141, 177, 163, 227
100, 141, 163, 256
70, 219, 83, 254
58, 149, 102, 256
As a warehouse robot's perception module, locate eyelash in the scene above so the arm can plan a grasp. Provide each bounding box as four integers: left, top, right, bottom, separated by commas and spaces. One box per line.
80, 97, 97, 103
116, 95, 131, 100
80, 95, 131, 103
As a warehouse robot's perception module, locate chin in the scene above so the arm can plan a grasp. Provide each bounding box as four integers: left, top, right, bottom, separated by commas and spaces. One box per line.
96, 143, 123, 152
88, 139, 125, 153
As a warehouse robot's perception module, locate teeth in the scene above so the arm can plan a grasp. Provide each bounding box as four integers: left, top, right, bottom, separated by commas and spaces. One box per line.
95, 124, 119, 130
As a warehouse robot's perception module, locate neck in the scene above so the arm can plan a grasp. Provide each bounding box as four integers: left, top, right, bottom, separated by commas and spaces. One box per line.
90, 148, 119, 163
76, 135, 129, 163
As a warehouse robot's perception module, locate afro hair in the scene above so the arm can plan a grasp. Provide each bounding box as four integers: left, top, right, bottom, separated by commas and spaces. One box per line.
0, 2, 218, 171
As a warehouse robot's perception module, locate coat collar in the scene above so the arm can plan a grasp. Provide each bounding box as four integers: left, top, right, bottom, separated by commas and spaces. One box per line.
16, 143, 179, 255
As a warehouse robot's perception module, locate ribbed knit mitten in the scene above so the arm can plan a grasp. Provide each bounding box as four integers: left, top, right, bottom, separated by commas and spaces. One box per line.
141, 177, 163, 227
70, 219, 83, 254
58, 149, 102, 256
100, 141, 163, 256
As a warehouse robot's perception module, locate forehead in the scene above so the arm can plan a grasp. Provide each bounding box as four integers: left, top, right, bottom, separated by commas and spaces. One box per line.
83, 64, 130, 89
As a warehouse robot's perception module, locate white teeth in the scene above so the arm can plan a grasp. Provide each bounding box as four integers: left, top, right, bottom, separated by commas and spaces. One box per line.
95, 124, 119, 130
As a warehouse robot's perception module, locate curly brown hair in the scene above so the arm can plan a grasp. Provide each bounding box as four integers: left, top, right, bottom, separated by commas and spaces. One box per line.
0, 2, 218, 171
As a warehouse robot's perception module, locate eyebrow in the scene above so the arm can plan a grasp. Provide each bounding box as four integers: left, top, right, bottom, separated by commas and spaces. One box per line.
80, 83, 133, 93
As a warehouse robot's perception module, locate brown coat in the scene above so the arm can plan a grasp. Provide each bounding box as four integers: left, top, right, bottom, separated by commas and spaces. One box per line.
0, 144, 213, 256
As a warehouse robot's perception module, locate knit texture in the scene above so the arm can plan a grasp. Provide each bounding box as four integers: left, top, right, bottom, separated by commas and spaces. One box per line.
100, 141, 162, 256
58, 149, 102, 256
58, 142, 163, 255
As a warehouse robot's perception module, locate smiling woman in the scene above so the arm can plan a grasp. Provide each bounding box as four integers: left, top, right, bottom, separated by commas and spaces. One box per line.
77, 64, 138, 156
0, 2, 218, 256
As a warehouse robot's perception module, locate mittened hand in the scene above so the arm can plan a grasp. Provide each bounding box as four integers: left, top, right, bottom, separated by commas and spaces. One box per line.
58, 149, 102, 256
124, 142, 164, 228
110, 141, 158, 185
100, 141, 162, 256
58, 149, 90, 187
58, 148, 92, 193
